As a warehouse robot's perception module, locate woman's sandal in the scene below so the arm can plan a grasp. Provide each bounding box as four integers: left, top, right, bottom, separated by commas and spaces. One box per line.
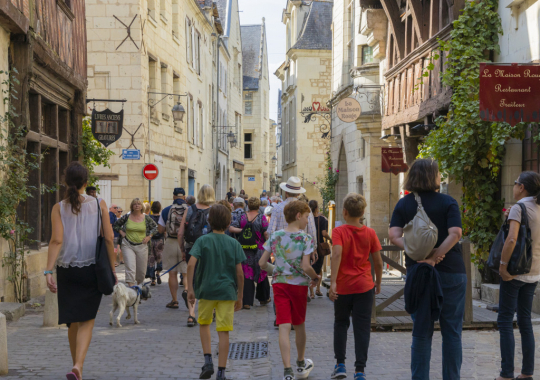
243, 305, 251, 310
310, 293, 315, 299
315, 290, 323, 297
166, 300, 179, 309
187, 315, 197, 327
151, 280, 156, 286
181, 290, 189, 309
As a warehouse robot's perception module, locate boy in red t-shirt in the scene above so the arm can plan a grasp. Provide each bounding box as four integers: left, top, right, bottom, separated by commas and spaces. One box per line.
329, 193, 383, 380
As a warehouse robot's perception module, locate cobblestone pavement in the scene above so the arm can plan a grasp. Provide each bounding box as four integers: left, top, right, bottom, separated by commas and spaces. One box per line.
4, 269, 540, 380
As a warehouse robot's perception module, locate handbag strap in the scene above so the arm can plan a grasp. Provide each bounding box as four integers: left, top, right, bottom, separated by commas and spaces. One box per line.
413, 192, 423, 208
96, 198, 104, 237
518, 202, 530, 230
317, 215, 326, 244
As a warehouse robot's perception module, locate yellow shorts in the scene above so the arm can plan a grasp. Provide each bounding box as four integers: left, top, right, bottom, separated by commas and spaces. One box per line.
198, 299, 236, 331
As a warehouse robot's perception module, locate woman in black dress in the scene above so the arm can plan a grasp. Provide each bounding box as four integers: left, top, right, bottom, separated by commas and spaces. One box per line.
45, 162, 116, 380
309, 200, 331, 298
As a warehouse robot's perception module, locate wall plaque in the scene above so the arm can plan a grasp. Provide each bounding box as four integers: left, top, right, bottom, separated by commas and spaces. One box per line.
91, 108, 123, 147
382, 147, 408, 175
479, 63, 540, 126
336, 97, 362, 123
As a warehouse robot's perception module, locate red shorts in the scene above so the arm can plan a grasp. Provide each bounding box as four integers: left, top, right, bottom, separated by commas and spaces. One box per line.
273, 283, 308, 326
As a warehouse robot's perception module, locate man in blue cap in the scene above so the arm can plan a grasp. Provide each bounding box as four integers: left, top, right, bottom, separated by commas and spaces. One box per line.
158, 188, 188, 309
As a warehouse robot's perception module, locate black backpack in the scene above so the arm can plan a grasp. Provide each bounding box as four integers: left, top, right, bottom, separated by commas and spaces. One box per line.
185, 205, 212, 244
237, 214, 259, 250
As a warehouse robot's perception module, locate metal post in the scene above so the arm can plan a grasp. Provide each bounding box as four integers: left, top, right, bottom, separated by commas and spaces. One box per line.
148, 180, 151, 205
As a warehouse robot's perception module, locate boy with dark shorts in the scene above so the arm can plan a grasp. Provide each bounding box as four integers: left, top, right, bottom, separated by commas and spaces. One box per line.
259, 200, 320, 380
187, 205, 246, 380
329, 193, 383, 380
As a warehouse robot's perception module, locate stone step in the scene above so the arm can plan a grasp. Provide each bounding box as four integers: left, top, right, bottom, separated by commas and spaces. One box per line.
0, 302, 26, 321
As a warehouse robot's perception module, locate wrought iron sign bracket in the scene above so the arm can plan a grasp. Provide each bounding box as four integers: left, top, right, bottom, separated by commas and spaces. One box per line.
299, 97, 332, 139
148, 92, 188, 108
352, 84, 384, 113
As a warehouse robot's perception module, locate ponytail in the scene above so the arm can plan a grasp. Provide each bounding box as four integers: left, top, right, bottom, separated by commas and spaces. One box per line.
517, 171, 540, 205
64, 162, 89, 214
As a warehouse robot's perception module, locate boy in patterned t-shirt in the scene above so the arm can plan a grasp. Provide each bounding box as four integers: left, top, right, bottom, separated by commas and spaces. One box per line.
260, 201, 320, 380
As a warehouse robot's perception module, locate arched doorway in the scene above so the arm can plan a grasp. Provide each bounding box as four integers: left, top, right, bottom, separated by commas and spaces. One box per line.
335, 143, 348, 222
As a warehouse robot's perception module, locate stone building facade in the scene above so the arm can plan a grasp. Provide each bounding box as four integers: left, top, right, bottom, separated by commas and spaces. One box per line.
329, 0, 394, 236
241, 21, 271, 198
0, 0, 87, 301
86, 0, 226, 209
275, 0, 333, 202
214, 0, 245, 200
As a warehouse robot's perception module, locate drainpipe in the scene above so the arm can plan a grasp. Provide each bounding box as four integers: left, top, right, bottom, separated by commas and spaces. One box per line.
215, 37, 221, 190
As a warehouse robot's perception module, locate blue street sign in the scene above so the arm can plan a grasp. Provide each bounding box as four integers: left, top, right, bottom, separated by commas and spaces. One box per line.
248, 177, 255, 182
122, 149, 141, 160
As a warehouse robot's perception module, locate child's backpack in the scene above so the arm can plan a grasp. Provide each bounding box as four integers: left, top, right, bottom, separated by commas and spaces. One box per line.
166, 203, 188, 238
237, 214, 259, 250
185, 205, 212, 243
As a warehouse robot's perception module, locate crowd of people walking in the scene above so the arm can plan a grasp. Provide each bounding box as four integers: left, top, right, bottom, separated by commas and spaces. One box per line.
44, 160, 538, 380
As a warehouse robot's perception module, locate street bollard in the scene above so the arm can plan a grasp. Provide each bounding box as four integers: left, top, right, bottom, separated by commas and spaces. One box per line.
43, 290, 58, 327
0, 312, 8, 375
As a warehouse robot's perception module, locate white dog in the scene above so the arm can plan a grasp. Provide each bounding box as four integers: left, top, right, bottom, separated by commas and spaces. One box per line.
109, 283, 151, 327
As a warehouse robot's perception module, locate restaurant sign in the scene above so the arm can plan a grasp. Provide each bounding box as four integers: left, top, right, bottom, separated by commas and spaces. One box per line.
336, 97, 362, 123
91, 108, 124, 147
381, 147, 408, 175
479, 63, 540, 126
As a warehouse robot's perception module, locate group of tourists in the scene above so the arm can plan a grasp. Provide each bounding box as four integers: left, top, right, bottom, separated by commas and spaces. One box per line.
43, 159, 538, 380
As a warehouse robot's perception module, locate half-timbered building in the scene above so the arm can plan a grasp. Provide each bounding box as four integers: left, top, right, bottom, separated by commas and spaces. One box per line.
380, 0, 465, 164
0, 0, 87, 301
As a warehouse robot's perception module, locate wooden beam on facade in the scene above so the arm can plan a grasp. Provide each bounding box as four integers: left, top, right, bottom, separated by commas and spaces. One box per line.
408, 0, 424, 45
380, 0, 405, 59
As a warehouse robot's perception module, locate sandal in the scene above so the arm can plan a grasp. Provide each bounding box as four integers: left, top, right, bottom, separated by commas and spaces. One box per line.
187, 315, 197, 327
260, 298, 271, 305
114, 263, 119, 267
316, 290, 323, 297
166, 300, 179, 309
310, 293, 315, 299
181, 290, 189, 309
151, 280, 156, 286
243, 305, 251, 310
307, 296, 311, 303
157, 275, 162, 285
120, 261, 125, 264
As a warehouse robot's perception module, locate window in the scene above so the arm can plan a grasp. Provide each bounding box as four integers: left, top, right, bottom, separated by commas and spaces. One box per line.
357, 176, 364, 196
189, 95, 195, 144
523, 125, 540, 172
148, 0, 156, 20
172, 0, 179, 38
198, 102, 204, 147
194, 30, 201, 75
359, 137, 366, 158
149, 57, 158, 119
244, 133, 253, 159
263, 91, 267, 119
160, 64, 168, 115
238, 63, 242, 93
361, 45, 373, 65
160, 0, 166, 20
244, 92, 252, 115
185, 18, 192, 66
289, 99, 296, 162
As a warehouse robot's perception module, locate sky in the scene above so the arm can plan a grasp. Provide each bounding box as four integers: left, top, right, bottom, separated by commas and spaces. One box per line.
238, 0, 285, 123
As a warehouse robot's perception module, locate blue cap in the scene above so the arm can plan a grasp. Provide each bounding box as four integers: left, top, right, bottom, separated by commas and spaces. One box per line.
173, 187, 185, 196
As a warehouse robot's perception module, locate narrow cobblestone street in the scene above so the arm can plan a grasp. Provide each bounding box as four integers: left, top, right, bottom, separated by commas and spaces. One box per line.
4, 270, 540, 380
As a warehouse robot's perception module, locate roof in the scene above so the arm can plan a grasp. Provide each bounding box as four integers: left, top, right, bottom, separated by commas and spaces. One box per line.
196, 0, 213, 8
214, 0, 231, 36
241, 24, 265, 91
291, 0, 333, 51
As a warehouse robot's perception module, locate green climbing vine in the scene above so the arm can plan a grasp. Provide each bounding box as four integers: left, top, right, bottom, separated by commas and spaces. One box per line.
316, 151, 339, 215
0, 69, 39, 302
419, 0, 529, 274
81, 116, 114, 187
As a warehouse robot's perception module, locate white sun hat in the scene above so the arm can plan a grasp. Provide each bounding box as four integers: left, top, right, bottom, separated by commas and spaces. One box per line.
279, 176, 306, 194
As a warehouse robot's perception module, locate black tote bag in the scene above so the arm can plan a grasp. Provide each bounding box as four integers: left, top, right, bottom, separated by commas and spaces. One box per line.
94, 198, 116, 295
487, 203, 533, 275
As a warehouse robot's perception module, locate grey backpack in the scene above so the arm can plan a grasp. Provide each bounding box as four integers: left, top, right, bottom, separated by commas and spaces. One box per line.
403, 192, 438, 261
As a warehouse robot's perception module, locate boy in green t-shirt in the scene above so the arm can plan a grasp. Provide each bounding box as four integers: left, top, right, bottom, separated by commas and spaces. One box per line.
187, 204, 246, 380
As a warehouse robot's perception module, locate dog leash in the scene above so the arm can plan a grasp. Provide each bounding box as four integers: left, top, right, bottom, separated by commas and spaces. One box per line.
141, 261, 181, 287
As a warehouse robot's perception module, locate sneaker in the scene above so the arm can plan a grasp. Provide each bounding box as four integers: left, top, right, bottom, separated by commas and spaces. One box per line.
354, 373, 366, 379
331, 364, 347, 379
216, 372, 228, 380
199, 363, 214, 379
296, 359, 314, 379
283, 375, 295, 380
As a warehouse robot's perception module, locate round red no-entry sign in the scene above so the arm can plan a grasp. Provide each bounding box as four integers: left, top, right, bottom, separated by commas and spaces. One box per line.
143, 164, 159, 181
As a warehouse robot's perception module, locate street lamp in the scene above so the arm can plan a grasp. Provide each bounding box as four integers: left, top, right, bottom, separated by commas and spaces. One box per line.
171, 102, 186, 122
227, 131, 236, 145
272, 155, 278, 162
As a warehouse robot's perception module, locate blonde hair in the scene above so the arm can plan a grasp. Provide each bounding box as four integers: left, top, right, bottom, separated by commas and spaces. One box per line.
217, 199, 232, 212
197, 184, 216, 206
130, 198, 144, 213
343, 193, 366, 218
143, 201, 151, 214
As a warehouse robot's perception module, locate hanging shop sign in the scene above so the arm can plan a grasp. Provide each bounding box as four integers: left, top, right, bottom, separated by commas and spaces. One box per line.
479, 63, 540, 126
91, 108, 124, 147
336, 97, 362, 123
381, 147, 408, 175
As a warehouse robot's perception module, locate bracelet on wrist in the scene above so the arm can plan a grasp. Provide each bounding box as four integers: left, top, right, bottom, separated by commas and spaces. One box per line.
500, 260, 508, 266
44, 270, 53, 276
